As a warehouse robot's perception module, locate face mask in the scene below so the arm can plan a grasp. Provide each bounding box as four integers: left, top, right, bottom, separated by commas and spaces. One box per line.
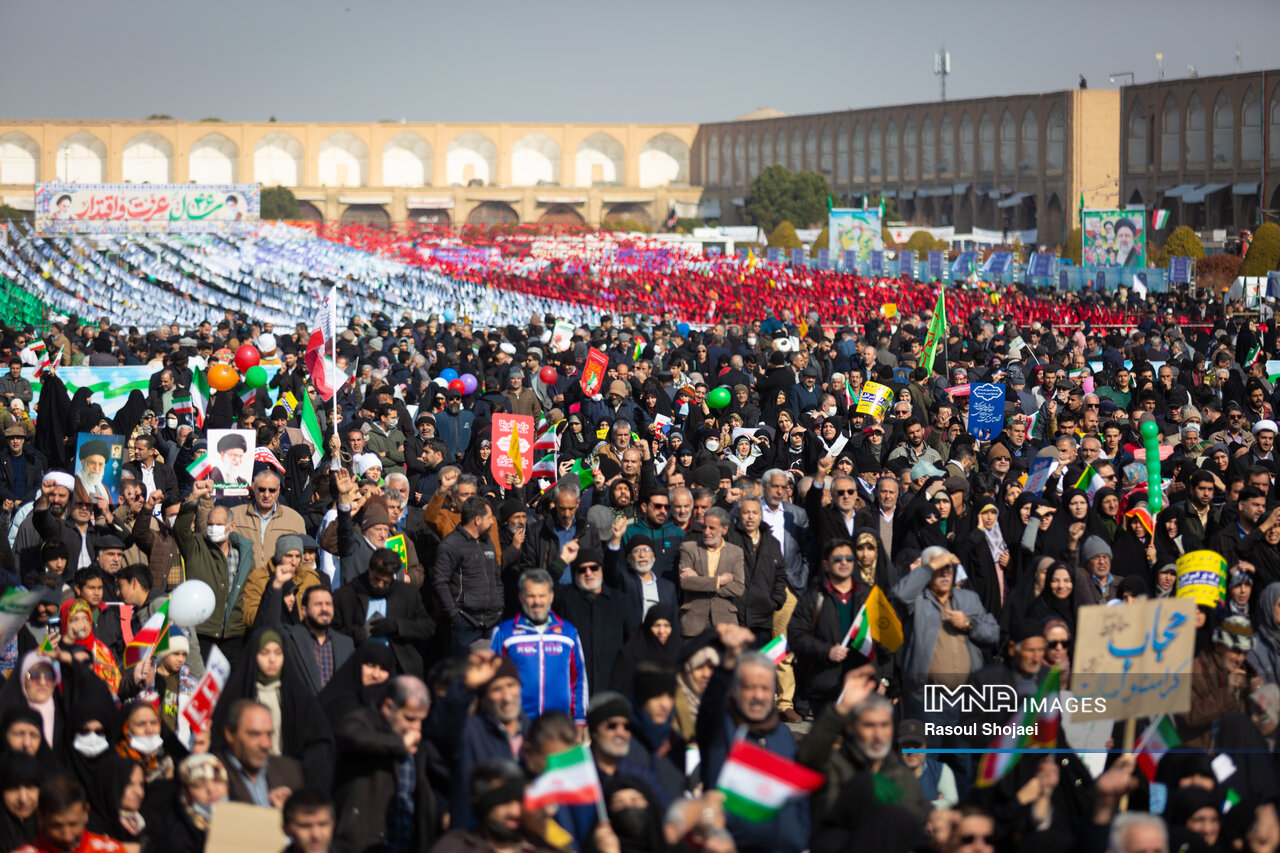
387, 418, 399, 429
129, 734, 164, 754
611, 808, 651, 840
206, 524, 228, 543
705, 440, 719, 453
190, 801, 215, 821
747, 336, 757, 347
825, 406, 837, 417
73, 732, 110, 758
166, 515, 177, 528
167, 417, 178, 428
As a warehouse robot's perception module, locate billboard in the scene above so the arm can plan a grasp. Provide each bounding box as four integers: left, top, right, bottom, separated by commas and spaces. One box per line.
828, 208, 883, 260
36, 182, 260, 234
1082, 208, 1147, 268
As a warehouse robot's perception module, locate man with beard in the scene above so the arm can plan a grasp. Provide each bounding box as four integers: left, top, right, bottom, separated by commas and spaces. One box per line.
258, 580, 354, 696
490, 568, 588, 727
332, 548, 434, 679
13, 776, 128, 853
584, 692, 669, 808
698, 624, 808, 853
431, 760, 556, 853
797, 665, 928, 825
431, 650, 530, 829
553, 540, 635, 692
606, 534, 677, 626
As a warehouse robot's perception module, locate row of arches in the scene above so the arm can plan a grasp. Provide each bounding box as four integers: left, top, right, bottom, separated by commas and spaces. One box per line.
334, 201, 655, 229
0, 129, 690, 189
1127, 86, 1279, 171
704, 107, 1067, 187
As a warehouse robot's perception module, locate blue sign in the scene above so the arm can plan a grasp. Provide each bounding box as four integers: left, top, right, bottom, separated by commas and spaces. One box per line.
1024, 455, 1055, 496
1168, 256, 1194, 284
791, 248, 807, 266
983, 252, 1013, 275
767, 248, 783, 263
1095, 270, 1107, 289
843, 249, 858, 271
737, 248, 749, 261
816, 248, 830, 269
1059, 270, 1070, 290
966, 383, 1006, 440
870, 250, 885, 276
1026, 253, 1054, 277
951, 251, 977, 277
898, 251, 913, 279
927, 251, 945, 280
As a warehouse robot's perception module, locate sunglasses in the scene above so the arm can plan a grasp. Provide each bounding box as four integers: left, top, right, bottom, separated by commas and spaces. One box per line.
1046, 639, 1069, 649
828, 555, 855, 563
575, 564, 602, 574
959, 835, 995, 846
601, 720, 630, 731
835, 489, 856, 496
25, 670, 56, 683
256, 487, 279, 494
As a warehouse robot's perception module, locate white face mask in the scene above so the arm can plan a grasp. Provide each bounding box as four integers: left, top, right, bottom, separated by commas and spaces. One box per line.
747, 337, 757, 347
705, 440, 719, 453
129, 733, 164, 754
74, 732, 110, 757
825, 406, 837, 417
206, 524, 228, 543
166, 515, 177, 528
388, 418, 399, 429
167, 417, 178, 428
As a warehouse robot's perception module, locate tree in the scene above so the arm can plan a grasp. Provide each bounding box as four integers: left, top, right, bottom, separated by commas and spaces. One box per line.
768, 221, 802, 250
260, 186, 299, 220
903, 230, 947, 260
1155, 225, 1205, 267
145, 114, 174, 120
674, 218, 703, 234
0, 205, 30, 223
1064, 227, 1082, 264
1241, 222, 1280, 276
809, 226, 829, 257
743, 165, 831, 234
1196, 253, 1244, 292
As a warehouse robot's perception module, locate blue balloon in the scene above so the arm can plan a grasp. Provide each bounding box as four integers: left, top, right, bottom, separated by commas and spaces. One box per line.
443, 309, 456, 323
676, 322, 690, 336
440, 368, 459, 382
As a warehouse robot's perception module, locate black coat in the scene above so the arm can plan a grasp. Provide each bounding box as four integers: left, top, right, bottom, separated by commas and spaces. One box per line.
788, 583, 871, 704
431, 525, 504, 632
0, 447, 45, 503
552, 583, 636, 693
727, 524, 788, 631
519, 515, 603, 579
333, 572, 434, 678
334, 705, 437, 853
123, 460, 180, 504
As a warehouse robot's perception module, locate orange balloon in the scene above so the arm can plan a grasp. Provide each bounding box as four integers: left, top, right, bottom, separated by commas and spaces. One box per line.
207, 363, 240, 392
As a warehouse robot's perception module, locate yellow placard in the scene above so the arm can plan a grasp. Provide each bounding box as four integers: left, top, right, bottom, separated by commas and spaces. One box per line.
856, 381, 892, 419
1175, 550, 1227, 607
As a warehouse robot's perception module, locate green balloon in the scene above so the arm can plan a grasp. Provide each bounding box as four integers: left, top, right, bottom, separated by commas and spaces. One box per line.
707, 387, 732, 409
245, 365, 268, 389
1139, 419, 1160, 442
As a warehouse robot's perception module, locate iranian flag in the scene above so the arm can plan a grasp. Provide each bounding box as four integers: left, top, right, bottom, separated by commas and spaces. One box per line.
761, 635, 788, 666
305, 285, 344, 401
124, 601, 170, 668
299, 388, 324, 467
1152, 209, 1171, 230
534, 424, 557, 455
976, 667, 1062, 788
1135, 714, 1181, 782
524, 743, 602, 811
532, 453, 557, 478
34, 346, 61, 379
842, 604, 874, 659
191, 366, 210, 428
186, 452, 213, 482
1073, 463, 1106, 500
18, 340, 45, 367
716, 738, 824, 822
173, 395, 194, 417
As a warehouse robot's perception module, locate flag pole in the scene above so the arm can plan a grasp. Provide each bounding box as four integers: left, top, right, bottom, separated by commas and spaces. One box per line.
331, 290, 339, 443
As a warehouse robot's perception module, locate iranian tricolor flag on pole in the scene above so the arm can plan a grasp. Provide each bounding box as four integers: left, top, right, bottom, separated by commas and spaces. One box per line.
1135, 714, 1181, 781
842, 604, 874, 658
186, 452, 213, 482
305, 286, 344, 402
761, 635, 788, 666
190, 367, 210, 428
299, 388, 325, 467
716, 738, 824, 822
524, 744, 603, 812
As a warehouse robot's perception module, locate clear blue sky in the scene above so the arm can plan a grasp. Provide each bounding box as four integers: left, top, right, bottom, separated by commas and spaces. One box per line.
2, 0, 1278, 124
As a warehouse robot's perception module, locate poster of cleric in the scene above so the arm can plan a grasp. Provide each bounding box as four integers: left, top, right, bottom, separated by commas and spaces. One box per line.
73, 433, 125, 503
1081, 208, 1147, 268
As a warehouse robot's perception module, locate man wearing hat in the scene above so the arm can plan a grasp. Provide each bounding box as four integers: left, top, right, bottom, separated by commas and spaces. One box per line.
551, 539, 635, 694
1078, 535, 1121, 604
502, 365, 541, 419
0, 423, 44, 507
1244, 419, 1278, 470
1181, 615, 1257, 749
585, 691, 668, 803
609, 533, 678, 625
897, 718, 958, 808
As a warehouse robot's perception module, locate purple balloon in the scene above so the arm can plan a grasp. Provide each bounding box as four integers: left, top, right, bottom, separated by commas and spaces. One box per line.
460, 373, 478, 394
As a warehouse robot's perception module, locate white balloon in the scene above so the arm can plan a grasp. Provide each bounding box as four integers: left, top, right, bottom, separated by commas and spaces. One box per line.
169, 580, 216, 627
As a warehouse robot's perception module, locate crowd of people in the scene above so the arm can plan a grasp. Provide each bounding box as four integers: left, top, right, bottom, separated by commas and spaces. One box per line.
0, 273, 1275, 853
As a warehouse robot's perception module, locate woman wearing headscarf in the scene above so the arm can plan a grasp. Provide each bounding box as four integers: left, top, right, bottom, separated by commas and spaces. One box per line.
318, 639, 395, 729
1164, 786, 1224, 853
60, 598, 122, 695
852, 531, 895, 593
1089, 487, 1123, 542
460, 427, 497, 490
1248, 583, 1280, 686
559, 414, 594, 460
960, 502, 1012, 620
611, 605, 681, 694
86, 756, 148, 844
1041, 489, 1105, 561
210, 628, 335, 794
1111, 506, 1157, 582
0, 652, 63, 759
897, 489, 952, 554
1154, 505, 1203, 568
1029, 562, 1083, 636
672, 642, 719, 744
145, 753, 229, 853
0, 752, 40, 853
65, 677, 120, 814
115, 700, 174, 787
585, 774, 669, 853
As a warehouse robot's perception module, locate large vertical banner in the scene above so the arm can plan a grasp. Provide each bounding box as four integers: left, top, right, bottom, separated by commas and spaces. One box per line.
828, 209, 883, 260
1082, 209, 1147, 268
492, 414, 535, 486
206, 429, 256, 497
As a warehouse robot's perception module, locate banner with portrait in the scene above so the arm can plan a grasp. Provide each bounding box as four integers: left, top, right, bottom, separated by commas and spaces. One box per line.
74, 433, 125, 503
828, 209, 883, 261
36, 182, 261, 234
206, 429, 256, 497
1082, 208, 1147, 269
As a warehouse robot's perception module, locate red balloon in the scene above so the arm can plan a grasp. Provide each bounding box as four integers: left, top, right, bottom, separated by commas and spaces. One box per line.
539, 366, 559, 385
448, 379, 466, 393
234, 344, 260, 373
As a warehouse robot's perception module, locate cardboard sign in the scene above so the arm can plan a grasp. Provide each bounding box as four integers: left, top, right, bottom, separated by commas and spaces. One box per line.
580, 347, 609, 397
181, 645, 229, 744
1069, 597, 1196, 721
491, 413, 535, 486
855, 381, 892, 419
1176, 550, 1228, 607
551, 320, 575, 353
966, 383, 1006, 439
205, 801, 288, 853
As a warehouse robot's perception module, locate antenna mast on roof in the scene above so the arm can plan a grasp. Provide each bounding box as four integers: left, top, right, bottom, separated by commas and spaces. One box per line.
934, 46, 951, 101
